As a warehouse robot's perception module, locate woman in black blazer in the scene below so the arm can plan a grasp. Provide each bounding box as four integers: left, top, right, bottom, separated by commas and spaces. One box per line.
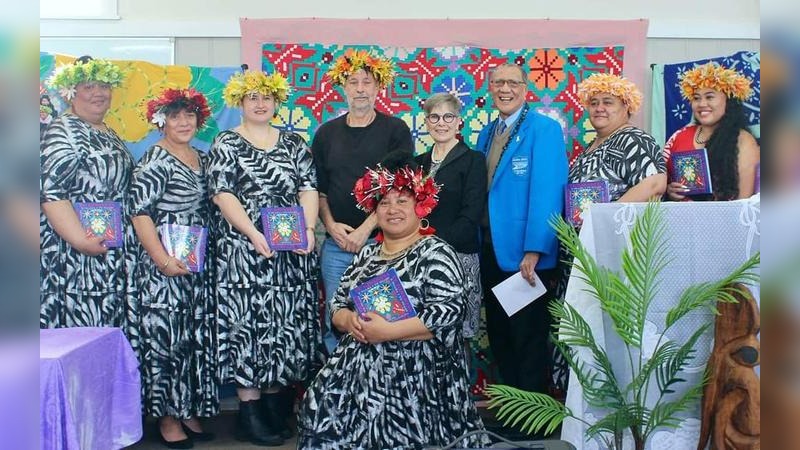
415, 92, 488, 340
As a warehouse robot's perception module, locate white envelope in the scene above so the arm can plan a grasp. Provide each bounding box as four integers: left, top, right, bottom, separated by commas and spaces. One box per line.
491, 271, 548, 316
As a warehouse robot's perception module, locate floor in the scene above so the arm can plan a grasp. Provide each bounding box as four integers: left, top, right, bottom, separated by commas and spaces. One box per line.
126, 412, 297, 449
126, 408, 562, 449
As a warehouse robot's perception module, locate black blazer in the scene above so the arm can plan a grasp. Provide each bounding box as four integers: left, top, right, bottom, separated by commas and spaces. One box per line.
415, 141, 487, 254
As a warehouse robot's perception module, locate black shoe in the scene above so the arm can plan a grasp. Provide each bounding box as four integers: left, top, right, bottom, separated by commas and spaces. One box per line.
261, 392, 293, 439
180, 422, 215, 442
158, 432, 193, 449
235, 400, 284, 446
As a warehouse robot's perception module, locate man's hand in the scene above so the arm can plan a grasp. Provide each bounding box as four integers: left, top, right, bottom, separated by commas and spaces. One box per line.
519, 252, 540, 286
342, 223, 371, 253
326, 221, 355, 250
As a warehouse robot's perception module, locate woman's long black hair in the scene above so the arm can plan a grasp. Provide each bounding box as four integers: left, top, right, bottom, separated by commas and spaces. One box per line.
706, 98, 749, 200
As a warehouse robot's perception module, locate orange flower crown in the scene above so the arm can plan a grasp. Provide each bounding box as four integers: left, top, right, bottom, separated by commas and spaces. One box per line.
327, 49, 396, 87
352, 165, 441, 218
679, 62, 753, 101
577, 73, 643, 114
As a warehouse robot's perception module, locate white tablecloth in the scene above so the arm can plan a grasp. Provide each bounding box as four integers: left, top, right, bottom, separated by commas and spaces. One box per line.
560, 199, 760, 450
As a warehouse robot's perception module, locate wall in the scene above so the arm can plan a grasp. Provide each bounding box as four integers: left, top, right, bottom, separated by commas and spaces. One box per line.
40, 0, 760, 131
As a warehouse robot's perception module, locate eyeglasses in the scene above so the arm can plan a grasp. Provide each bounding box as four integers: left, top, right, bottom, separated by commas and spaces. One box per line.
489, 79, 526, 88
426, 113, 458, 124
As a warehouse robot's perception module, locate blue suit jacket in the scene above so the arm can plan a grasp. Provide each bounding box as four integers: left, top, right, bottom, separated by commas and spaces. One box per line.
477, 107, 567, 271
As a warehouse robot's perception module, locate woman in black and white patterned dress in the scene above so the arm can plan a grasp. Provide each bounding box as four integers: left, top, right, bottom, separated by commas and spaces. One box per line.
207, 70, 321, 446
40, 56, 134, 328
552, 74, 667, 394
571, 73, 666, 203
127, 89, 217, 448
297, 157, 489, 450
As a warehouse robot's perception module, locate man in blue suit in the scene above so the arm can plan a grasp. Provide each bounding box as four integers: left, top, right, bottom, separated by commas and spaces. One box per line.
477, 63, 567, 419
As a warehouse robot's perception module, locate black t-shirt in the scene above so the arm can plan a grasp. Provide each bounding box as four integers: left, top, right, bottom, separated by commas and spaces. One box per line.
312, 111, 413, 230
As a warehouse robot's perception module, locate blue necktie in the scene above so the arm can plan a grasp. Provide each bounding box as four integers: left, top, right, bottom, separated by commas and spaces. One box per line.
496, 120, 507, 135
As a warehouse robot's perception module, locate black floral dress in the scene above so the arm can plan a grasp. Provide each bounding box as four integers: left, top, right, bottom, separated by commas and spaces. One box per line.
207, 129, 322, 388
297, 236, 489, 450
126, 145, 218, 419
40, 113, 134, 328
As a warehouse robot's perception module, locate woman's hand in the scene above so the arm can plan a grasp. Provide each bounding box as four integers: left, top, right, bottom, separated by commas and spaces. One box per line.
158, 256, 191, 277
247, 230, 274, 258
666, 181, 689, 201
360, 312, 394, 344
332, 309, 368, 343
293, 228, 316, 255
75, 234, 110, 256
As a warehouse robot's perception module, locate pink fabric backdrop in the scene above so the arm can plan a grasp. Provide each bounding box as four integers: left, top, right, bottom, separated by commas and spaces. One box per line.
240, 18, 649, 127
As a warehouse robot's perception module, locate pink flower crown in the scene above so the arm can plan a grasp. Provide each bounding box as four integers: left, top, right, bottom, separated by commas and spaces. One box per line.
353, 165, 441, 218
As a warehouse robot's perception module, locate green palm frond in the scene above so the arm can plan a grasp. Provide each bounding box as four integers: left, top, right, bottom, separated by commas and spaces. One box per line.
665, 252, 760, 328
485, 385, 572, 436
655, 325, 709, 395
645, 382, 704, 436
551, 338, 625, 409
629, 340, 680, 396
585, 404, 639, 439
615, 203, 671, 348
549, 302, 626, 407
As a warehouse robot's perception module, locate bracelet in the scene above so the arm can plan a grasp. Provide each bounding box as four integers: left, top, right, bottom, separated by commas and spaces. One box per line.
306, 226, 315, 231
161, 258, 171, 269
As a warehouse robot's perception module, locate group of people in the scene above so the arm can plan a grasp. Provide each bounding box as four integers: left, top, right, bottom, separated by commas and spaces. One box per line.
39, 48, 759, 450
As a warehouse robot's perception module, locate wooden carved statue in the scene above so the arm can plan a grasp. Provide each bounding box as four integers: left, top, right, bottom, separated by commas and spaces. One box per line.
697, 283, 760, 450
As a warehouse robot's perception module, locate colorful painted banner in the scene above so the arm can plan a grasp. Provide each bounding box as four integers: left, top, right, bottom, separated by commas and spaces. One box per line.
39, 52, 242, 160
262, 43, 625, 162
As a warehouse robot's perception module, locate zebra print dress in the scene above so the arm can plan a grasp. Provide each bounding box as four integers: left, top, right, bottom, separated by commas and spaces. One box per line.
207, 129, 323, 388
297, 236, 489, 450
126, 145, 218, 419
40, 113, 134, 328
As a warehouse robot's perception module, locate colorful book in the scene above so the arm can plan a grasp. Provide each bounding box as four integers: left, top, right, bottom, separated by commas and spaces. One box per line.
349, 268, 416, 322
670, 148, 713, 196
73, 201, 123, 248
260, 206, 308, 251
158, 224, 208, 273
565, 180, 609, 227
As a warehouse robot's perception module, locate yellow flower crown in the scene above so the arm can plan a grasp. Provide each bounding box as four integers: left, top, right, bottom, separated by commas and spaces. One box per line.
222, 71, 291, 107
577, 73, 643, 114
679, 62, 753, 101
327, 49, 396, 87
46, 57, 125, 100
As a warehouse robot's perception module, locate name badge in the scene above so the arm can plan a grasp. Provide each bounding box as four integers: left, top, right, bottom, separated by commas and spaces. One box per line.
511, 156, 529, 176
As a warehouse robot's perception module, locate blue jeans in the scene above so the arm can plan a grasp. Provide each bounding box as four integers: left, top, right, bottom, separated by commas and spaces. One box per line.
320, 237, 358, 353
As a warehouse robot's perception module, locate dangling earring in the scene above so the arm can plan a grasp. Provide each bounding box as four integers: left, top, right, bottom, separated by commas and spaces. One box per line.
419, 218, 435, 236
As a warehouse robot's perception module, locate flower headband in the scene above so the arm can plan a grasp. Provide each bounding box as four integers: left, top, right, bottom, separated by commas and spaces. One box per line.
222, 70, 291, 107
679, 62, 753, 101
46, 57, 125, 101
145, 88, 211, 129
577, 73, 643, 114
327, 49, 396, 87
353, 165, 441, 218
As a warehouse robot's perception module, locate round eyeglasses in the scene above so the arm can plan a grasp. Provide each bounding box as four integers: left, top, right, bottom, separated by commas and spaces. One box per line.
426, 113, 458, 124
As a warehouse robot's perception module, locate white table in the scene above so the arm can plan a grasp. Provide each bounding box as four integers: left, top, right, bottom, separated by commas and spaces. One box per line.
560, 199, 760, 450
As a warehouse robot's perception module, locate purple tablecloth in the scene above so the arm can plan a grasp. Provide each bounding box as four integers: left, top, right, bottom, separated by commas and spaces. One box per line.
40, 327, 142, 450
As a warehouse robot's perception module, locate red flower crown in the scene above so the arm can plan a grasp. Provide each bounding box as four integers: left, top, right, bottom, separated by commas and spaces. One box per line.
145, 88, 212, 129
353, 165, 441, 218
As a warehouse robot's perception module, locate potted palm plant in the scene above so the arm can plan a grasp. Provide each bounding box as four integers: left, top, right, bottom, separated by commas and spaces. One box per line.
485, 202, 760, 450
